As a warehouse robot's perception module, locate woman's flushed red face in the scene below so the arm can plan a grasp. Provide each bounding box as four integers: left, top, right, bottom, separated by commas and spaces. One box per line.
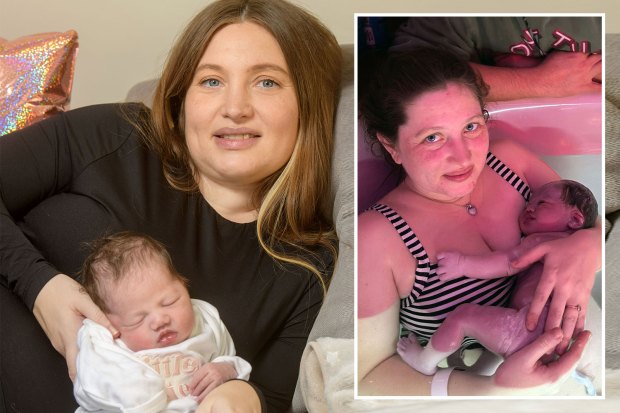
381, 82, 489, 203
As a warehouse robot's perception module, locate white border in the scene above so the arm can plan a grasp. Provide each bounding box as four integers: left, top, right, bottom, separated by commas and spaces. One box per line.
353, 12, 605, 402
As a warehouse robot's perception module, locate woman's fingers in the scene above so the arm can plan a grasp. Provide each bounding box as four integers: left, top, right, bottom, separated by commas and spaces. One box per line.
526, 273, 555, 331
487, 326, 591, 394
556, 295, 590, 354
32, 274, 113, 380
556, 305, 579, 354
494, 328, 563, 390
544, 286, 570, 332
77, 291, 119, 338
65, 340, 78, 381
575, 299, 588, 335
519, 327, 564, 368
521, 260, 557, 330
547, 330, 591, 381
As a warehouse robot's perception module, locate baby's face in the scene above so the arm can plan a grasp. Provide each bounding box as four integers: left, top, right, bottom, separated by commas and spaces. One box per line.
104, 258, 195, 352
518, 184, 575, 235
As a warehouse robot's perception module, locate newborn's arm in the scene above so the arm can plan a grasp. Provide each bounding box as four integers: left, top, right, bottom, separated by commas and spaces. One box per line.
437, 233, 568, 281
437, 250, 515, 281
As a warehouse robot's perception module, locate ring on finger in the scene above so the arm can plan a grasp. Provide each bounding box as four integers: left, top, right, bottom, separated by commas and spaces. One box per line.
565, 304, 582, 312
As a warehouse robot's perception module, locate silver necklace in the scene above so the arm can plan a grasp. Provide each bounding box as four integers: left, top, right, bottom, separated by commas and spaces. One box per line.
465, 203, 477, 216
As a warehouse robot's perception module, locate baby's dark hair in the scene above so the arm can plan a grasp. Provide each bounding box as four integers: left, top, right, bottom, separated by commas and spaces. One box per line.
79, 231, 188, 312
359, 47, 489, 170
552, 179, 598, 229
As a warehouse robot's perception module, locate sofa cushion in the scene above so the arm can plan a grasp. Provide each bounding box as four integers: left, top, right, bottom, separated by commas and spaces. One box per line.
0, 31, 78, 136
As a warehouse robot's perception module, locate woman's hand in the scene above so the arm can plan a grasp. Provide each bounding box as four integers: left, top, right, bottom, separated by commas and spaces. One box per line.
510, 224, 601, 354
32, 273, 118, 380
195, 380, 261, 413
493, 328, 591, 395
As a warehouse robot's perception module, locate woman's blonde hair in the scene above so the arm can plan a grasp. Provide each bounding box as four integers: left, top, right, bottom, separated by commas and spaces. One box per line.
141, 0, 342, 293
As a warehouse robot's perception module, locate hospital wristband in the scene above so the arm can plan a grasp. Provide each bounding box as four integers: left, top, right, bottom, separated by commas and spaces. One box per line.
431, 367, 455, 396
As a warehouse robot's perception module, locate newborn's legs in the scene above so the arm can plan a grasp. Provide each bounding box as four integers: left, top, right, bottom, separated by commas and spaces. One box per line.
397, 333, 449, 375
397, 303, 546, 375
434, 303, 546, 357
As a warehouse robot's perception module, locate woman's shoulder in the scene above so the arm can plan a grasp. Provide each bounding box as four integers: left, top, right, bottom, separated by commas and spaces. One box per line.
60, 103, 151, 153
358, 206, 392, 236
63, 101, 146, 120
358, 187, 411, 235
358, 203, 414, 263
358, 205, 417, 315
62, 102, 149, 133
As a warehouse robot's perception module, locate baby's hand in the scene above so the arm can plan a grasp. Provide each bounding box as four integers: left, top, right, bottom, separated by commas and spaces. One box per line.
189, 361, 238, 402
436, 251, 465, 281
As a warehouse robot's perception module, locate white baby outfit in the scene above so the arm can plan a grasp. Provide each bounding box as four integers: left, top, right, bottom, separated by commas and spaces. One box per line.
74, 299, 251, 412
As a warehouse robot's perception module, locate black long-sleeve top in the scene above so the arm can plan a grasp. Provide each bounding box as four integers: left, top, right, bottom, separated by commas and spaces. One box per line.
0, 103, 329, 413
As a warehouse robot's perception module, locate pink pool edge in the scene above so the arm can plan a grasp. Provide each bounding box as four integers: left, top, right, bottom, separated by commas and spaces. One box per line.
357, 93, 603, 213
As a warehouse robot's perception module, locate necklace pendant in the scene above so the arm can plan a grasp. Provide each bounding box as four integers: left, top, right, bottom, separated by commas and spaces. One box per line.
465, 203, 477, 216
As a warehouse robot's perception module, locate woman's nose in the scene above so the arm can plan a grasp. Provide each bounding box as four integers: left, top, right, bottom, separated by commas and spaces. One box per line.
448, 136, 471, 163
221, 85, 253, 121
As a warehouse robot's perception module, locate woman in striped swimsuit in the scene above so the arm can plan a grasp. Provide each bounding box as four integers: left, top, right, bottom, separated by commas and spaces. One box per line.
357, 48, 600, 396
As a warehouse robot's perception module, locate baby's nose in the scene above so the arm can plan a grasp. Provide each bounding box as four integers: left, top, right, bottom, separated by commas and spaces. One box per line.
151, 313, 171, 330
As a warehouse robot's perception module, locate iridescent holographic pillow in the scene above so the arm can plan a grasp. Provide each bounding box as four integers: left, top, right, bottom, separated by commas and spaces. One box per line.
0, 30, 78, 136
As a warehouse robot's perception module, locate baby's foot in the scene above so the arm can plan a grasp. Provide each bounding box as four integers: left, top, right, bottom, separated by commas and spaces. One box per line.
397, 334, 438, 375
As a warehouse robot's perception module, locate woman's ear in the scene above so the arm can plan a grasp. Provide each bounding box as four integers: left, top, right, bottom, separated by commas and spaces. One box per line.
568, 209, 585, 230
377, 134, 401, 165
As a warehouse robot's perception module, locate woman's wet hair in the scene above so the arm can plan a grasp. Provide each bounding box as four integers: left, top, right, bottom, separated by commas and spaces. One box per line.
359, 48, 489, 169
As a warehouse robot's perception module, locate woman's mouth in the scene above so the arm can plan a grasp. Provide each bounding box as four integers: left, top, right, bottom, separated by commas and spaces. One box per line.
216, 133, 257, 140
213, 127, 260, 140
213, 128, 261, 149
444, 167, 473, 182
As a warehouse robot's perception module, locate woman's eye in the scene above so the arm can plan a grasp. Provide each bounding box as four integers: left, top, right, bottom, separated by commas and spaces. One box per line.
201, 78, 221, 88
465, 123, 479, 132
424, 134, 439, 143
258, 79, 279, 89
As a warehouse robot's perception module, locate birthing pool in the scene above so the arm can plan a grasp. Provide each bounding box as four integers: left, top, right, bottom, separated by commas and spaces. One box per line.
357, 92, 603, 303
357, 93, 602, 211
487, 93, 603, 305
486, 93, 602, 212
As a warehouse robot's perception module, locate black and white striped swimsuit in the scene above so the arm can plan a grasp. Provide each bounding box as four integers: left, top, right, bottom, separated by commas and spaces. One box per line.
371, 152, 531, 347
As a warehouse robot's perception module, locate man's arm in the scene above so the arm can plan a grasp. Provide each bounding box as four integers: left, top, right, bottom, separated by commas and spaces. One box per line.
472, 51, 601, 101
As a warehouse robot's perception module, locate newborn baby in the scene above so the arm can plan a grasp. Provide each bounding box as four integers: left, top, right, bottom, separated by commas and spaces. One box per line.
397, 180, 597, 379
